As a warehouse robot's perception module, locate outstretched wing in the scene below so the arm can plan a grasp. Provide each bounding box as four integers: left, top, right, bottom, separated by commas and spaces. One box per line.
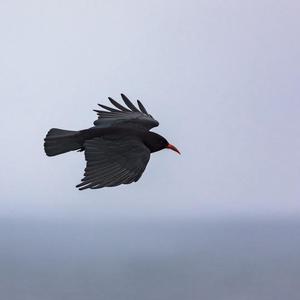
93, 94, 159, 131
76, 136, 151, 190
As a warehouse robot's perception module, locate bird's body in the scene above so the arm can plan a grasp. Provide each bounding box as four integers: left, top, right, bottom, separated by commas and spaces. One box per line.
44, 94, 179, 190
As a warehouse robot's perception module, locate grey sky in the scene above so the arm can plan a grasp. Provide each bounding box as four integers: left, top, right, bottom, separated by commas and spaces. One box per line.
0, 0, 299, 220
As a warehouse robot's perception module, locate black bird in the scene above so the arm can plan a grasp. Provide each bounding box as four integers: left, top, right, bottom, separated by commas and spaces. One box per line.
44, 94, 180, 190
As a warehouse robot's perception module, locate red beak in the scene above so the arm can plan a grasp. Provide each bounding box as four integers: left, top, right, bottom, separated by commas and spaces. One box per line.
166, 144, 181, 155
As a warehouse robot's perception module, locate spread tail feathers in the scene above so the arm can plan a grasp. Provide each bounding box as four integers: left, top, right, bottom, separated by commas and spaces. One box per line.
44, 128, 82, 156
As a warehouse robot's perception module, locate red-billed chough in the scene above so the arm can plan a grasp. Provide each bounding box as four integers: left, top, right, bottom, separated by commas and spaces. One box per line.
44, 94, 180, 190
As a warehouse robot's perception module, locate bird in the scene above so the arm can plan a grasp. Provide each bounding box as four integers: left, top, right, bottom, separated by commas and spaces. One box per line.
44, 94, 180, 190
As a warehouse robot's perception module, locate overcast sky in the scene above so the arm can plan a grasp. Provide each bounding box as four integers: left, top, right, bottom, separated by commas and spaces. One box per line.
0, 0, 299, 221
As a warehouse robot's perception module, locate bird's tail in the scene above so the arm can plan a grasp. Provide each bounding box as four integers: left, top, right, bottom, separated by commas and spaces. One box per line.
44, 128, 83, 156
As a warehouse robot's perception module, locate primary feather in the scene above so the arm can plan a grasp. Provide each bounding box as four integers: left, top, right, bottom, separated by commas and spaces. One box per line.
93, 94, 159, 130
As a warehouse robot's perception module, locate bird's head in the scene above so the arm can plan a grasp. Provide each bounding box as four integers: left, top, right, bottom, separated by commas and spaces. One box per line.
144, 132, 180, 154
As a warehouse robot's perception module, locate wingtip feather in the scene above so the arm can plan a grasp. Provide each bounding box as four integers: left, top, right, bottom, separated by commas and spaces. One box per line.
121, 94, 139, 112
137, 100, 148, 114
108, 97, 130, 111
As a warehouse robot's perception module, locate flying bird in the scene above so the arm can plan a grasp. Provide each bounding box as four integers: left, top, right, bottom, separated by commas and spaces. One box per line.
44, 94, 180, 190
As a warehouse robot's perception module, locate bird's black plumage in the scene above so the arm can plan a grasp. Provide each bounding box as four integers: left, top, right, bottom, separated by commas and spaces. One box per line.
44, 94, 180, 190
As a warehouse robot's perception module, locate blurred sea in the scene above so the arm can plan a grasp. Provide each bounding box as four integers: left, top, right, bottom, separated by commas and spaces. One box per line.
0, 217, 299, 300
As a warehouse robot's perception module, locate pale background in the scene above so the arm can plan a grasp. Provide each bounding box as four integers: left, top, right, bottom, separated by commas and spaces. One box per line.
1, 0, 299, 221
